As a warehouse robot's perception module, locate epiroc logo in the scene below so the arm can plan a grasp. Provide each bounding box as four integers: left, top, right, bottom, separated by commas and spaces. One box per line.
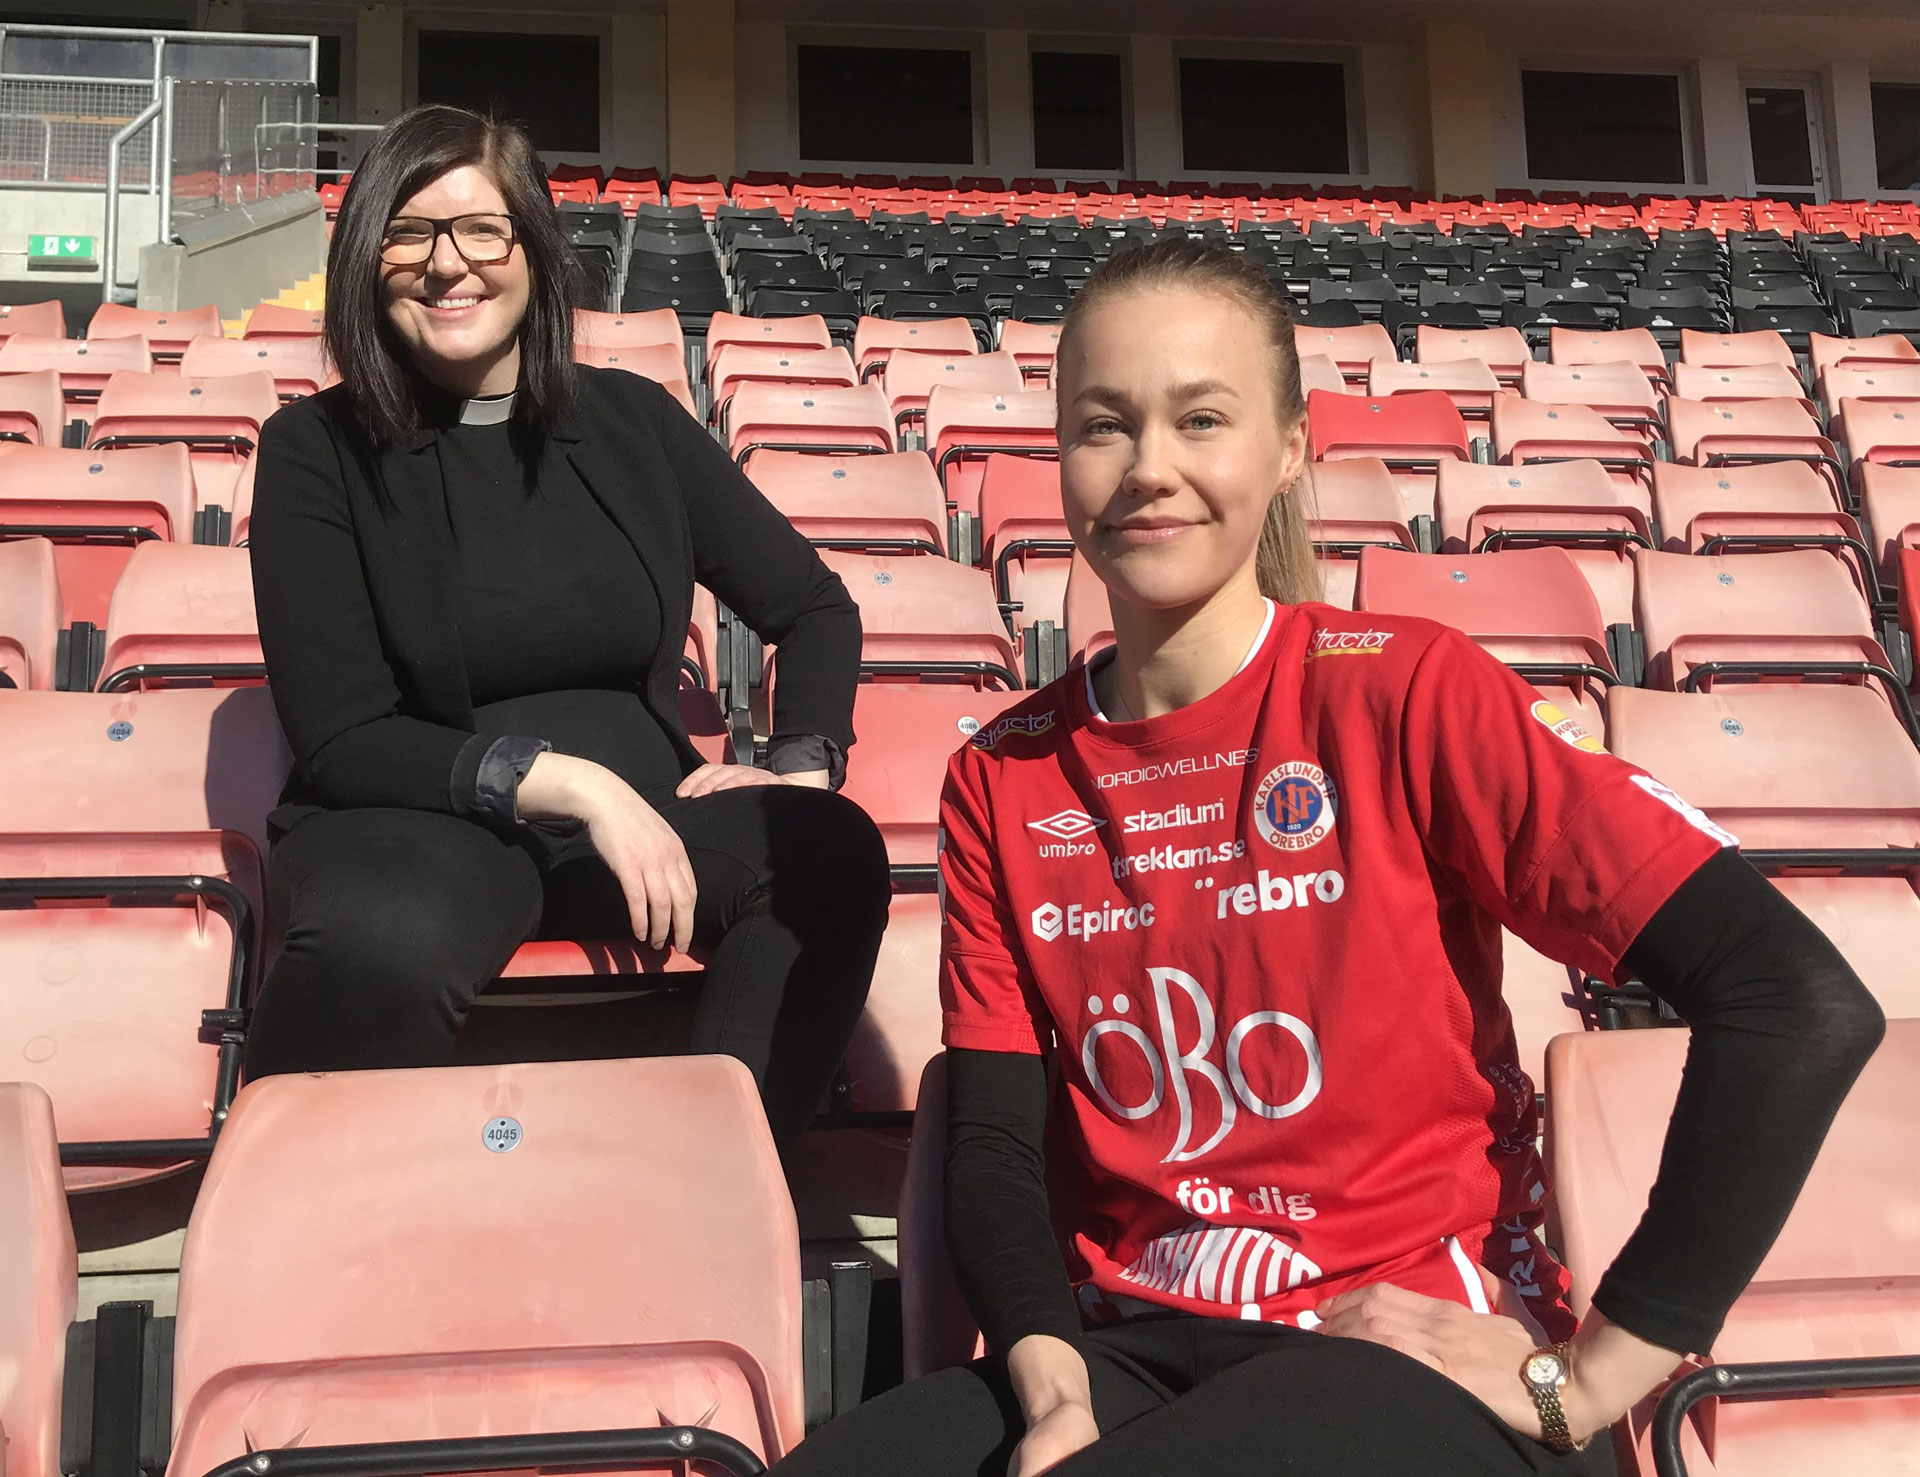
1030, 898, 1157, 944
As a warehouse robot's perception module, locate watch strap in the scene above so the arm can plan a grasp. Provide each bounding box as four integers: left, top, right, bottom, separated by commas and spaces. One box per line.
1529, 1341, 1576, 1454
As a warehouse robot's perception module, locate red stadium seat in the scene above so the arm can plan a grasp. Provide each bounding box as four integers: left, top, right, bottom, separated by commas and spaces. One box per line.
977, 453, 1071, 632
884, 349, 1024, 441
0, 443, 198, 626
997, 320, 1061, 385
0, 300, 65, 345
1832, 397, 1920, 489
1518, 362, 1661, 445
0, 369, 67, 445
178, 333, 331, 402
1651, 460, 1871, 592
1490, 394, 1655, 493
1549, 1022, 1920, 1475
923, 386, 1057, 527
1415, 325, 1531, 384
0, 537, 59, 691
0, 686, 286, 1188
709, 345, 859, 424
725, 382, 893, 467
1308, 457, 1419, 555
1606, 684, 1920, 1016
0, 1082, 76, 1477
96, 543, 259, 692
746, 449, 947, 556
1807, 330, 1920, 385
1671, 361, 1814, 416
575, 340, 698, 418
1368, 358, 1500, 422
1677, 327, 1796, 369
707, 310, 833, 358
1296, 323, 1396, 385
1863, 463, 1920, 587
166, 1058, 804, 1477
0, 333, 151, 409
1297, 353, 1347, 399
853, 316, 977, 381
1063, 549, 1114, 666
1664, 396, 1845, 506
574, 306, 685, 357
242, 304, 325, 340
1817, 363, 1920, 420
88, 303, 221, 366
1308, 388, 1471, 524
815, 551, 1018, 688
1546, 327, 1671, 390
86, 370, 279, 511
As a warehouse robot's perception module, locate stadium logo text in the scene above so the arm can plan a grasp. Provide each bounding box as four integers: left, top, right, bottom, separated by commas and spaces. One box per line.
1122, 800, 1226, 834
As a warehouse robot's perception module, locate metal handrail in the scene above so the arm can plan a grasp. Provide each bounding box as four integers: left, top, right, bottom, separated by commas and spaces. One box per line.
101, 95, 161, 303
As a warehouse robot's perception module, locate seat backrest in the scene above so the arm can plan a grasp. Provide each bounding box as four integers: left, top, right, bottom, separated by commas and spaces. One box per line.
746, 449, 947, 555
884, 349, 1023, 418
1368, 357, 1500, 406
997, 319, 1061, 374
576, 342, 696, 416
97, 542, 259, 691
242, 304, 325, 339
0, 300, 65, 343
0, 536, 60, 689
87, 370, 280, 446
177, 335, 331, 399
1307, 457, 1415, 550
706, 310, 832, 354
1807, 330, 1920, 383
1353, 545, 1611, 673
817, 551, 1018, 686
841, 684, 1024, 869
1546, 326, 1668, 380
0, 1082, 78, 1477
1414, 325, 1531, 378
1673, 360, 1812, 407
1309, 387, 1470, 462
1606, 684, 1920, 849
1519, 360, 1658, 416
1063, 549, 1113, 663
0, 333, 152, 397
1296, 352, 1347, 398
1294, 322, 1396, 375
1677, 327, 1794, 368
88, 303, 221, 358
1665, 395, 1825, 461
166, 1057, 804, 1477
1834, 396, 1920, 464
897, 1056, 989, 1382
574, 306, 685, 355
0, 369, 67, 445
709, 344, 858, 403
852, 315, 977, 377
1650, 460, 1845, 551
0, 442, 198, 542
1433, 458, 1646, 553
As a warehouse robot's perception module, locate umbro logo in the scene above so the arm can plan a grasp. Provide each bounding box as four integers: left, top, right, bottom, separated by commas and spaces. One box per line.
1028, 810, 1107, 840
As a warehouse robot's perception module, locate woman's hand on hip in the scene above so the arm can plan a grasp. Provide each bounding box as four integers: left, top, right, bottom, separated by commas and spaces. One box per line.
674, 762, 830, 798
1005, 1334, 1100, 1477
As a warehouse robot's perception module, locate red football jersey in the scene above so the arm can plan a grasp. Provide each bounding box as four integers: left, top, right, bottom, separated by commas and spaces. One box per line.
938, 602, 1731, 1339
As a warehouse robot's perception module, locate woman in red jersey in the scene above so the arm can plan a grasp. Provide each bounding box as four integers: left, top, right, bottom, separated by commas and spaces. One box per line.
771, 240, 1882, 1476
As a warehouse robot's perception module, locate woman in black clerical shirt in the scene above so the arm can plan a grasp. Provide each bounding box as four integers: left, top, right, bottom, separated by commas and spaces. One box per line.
245, 105, 889, 1149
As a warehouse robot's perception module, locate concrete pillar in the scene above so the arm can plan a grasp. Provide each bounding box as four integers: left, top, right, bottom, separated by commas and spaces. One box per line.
1696, 58, 1750, 196
354, 3, 404, 127
607, 12, 668, 176
666, 0, 735, 181
1826, 62, 1879, 200
1423, 20, 1495, 200
983, 30, 1033, 181
1129, 34, 1180, 183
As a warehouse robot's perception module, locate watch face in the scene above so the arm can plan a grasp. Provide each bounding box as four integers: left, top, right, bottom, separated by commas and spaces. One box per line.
1525, 1352, 1566, 1388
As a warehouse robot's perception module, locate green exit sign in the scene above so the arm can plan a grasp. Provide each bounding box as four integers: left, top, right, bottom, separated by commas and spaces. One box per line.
28, 233, 96, 264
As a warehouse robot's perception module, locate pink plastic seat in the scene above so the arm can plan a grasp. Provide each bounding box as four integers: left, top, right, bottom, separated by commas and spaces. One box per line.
815, 551, 1019, 688
1807, 330, 1920, 386
1862, 463, 1920, 585
1416, 325, 1531, 384
725, 382, 893, 467
1310, 388, 1472, 524
575, 306, 684, 356
1665, 396, 1845, 505
1295, 322, 1396, 384
977, 453, 1070, 608
0, 333, 151, 408
89, 303, 221, 365
1607, 684, 1920, 1015
0, 368, 66, 445
0, 1082, 77, 1477
1672, 361, 1815, 416
709, 344, 859, 424
0, 686, 287, 1188
86, 369, 279, 511
1548, 1022, 1920, 1475
165, 1057, 803, 1477
1502, 930, 1589, 1095
96, 542, 260, 692
923, 386, 1057, 521
1368, 357, 1500, 421
1677, 327, 1795, 369
0, 300, 65, 345
1297, 352, 1347, 399
884, 349, 1023, 439
843, 892, 943, 1113
242, 304, 324, 340
1308, 457, 1418, 555
575, 341, 697, 418
1064, 549, 1114, 665
1520, 361, 1662, 444
1650, 461, 1869, 589
178, 333, 331, 401
0, 537, 60, 690
853, 316, 976, 380
748, 447, 948, 556
706, 310, 832, 358
997, 320, 1060, 384
1832, 397, 1920, 486
1547, 327, 1671, 389
0, 443, 198, 626
1491, 394, 1655, 493
1818, 363, 1920, 419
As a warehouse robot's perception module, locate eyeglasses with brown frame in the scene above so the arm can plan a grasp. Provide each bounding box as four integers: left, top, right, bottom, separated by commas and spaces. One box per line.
379, 213, 519, 267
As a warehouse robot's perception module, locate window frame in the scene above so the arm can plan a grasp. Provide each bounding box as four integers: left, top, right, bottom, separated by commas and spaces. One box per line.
786, 27, 987, 172
1028, 36, 1132, 180
1169, 39, 1368, 188
1516, 61, 1697, 195
405, 13, 611, 166
1869, 77, 1920, 201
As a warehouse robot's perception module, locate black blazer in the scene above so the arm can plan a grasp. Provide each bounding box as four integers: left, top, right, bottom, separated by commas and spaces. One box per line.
249, 366, 861, 834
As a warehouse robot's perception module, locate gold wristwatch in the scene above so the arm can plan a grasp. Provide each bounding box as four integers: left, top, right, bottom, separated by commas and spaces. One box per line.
1521, 1342, 1576, 1453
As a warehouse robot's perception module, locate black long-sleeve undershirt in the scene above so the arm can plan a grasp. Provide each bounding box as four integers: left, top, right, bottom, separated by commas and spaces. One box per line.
943, 849, 1885, 1358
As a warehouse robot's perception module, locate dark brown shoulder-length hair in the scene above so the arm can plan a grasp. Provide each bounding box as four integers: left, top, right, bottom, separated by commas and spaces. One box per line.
325, 104, 576, 447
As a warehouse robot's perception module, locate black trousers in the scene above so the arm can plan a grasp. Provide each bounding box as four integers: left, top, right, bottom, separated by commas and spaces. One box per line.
244, 784, 891, 1148
770, 1316, 1605, 1477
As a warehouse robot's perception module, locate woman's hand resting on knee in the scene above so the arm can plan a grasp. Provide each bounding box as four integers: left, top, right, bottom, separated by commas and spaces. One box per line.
1005, 1334, 1101, 1477
517, 754, 697, 952
675, 762, 831, 798
1316, 1284, 1684, 1450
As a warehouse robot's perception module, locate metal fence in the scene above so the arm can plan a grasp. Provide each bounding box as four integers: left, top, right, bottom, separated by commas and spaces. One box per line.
0, 76, 156, 186
166, 78, 316, 225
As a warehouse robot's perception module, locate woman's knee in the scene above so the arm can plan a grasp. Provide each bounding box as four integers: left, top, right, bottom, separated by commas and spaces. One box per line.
764, 786, 892, 923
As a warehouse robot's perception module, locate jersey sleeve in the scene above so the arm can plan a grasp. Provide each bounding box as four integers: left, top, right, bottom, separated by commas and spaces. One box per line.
939, 749, 1052, 1055
1399, 627, 1734, 979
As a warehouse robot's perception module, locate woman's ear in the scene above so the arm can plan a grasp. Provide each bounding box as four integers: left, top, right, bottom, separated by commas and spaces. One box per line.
1277, 413, 1309, 496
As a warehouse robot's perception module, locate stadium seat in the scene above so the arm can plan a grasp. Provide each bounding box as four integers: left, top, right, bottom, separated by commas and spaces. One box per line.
814, 552, 1019, 688
1678, 328, 1796, 370
1547, 327, 1672, 390
883, 349, 1024, 442
1862, 463, 1920, 587
0, 442, 199, 627
997, 319, 1061, 385
1308, 388, 1472, 524
1062, 549, 1114, 666
852, 316, 977, 381
724, 382, 893, 467
88, 303, 221, 366
1807, 330, 1920, 385
1501, 931, 1590, 1092
0, 1081, 76, 1477
1367, 358, 1500, 422
0, 333, 151, 409
85, 370, 279, 511
1519, 362, 1662, 445
1816, 363, 1920, 419
574, 306, 686, 357
0, 536, 59, 690
1651, 460, 1872, 592
1664, 397, 1846, 506
709, 345, 859, 424
575, 341, 698, 418
923, 387, 1058, 534
1308, 457, 1420, 557
0, 686, 286, 1188
1606, 684, 1920, 1017
1296, 322, 1397, 385
1832, 397, 1920, 490
95, 543, 260, 692
0, 299, 65, 344
1414, 325, 1532, 384
0, 368, 68, 445
165, 1057, 802, 1477
1548, 1021, 1920, 1475
1297, 353, 1347, 399
976, 452, 1071, 626
1490, 394, 1656, 493
1671, 361, 1815, 415
242, 303, 325, 340
178, 333, 332, 402
746, 449, 947, 555
707, 310, 833, 357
